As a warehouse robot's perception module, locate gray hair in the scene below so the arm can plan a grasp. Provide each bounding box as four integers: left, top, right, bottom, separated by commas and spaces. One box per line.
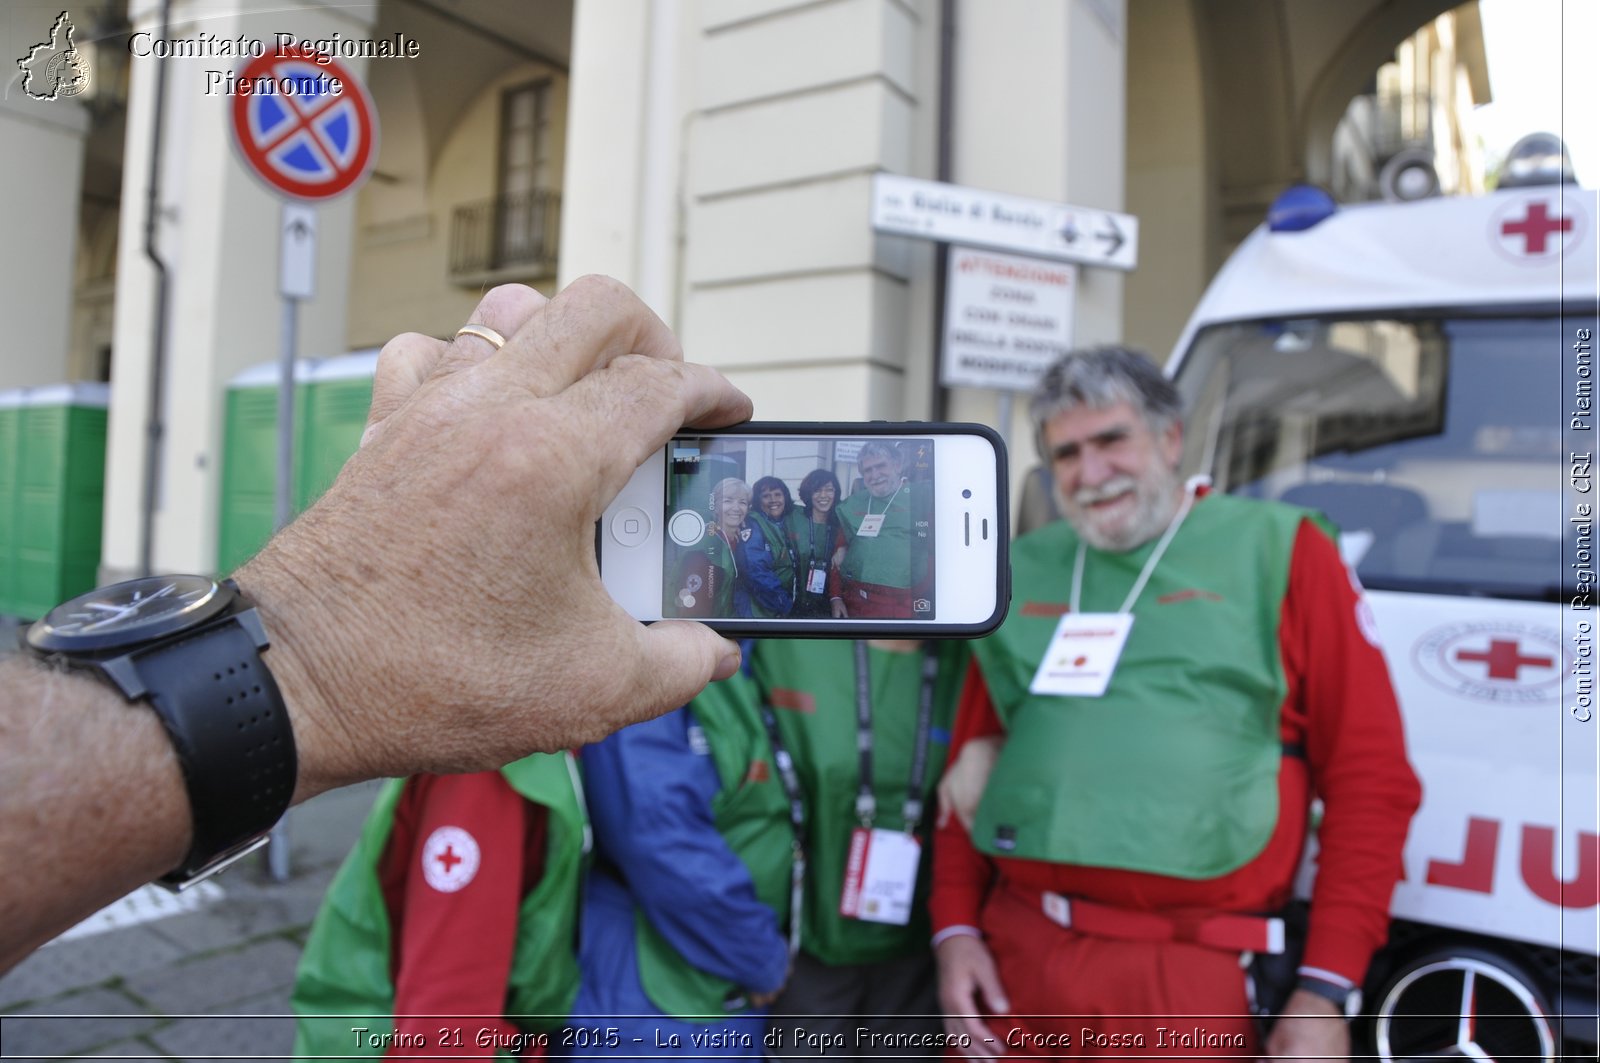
1029, 346, 1182, 458
857, 441, 902, 467
709, 476, 751, 512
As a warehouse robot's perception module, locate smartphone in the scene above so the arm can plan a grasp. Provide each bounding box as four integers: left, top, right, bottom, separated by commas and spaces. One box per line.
600, 422, 1009, 637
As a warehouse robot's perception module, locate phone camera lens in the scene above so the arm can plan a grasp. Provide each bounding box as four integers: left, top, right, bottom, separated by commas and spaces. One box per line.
962, 489, 972, 499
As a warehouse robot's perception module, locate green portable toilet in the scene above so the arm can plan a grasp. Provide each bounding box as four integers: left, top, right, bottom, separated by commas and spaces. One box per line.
8, 384, 110, 620
0, 388, 26, 615
216, 360, 317, 576
300, 351, 378, 503
216, 352, 376, 576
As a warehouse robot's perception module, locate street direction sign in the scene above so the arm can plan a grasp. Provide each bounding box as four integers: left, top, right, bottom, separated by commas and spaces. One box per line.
871, 174, 1138, 271
280, 205, 317, 300
942, 247, 1077, 391
229, 44, 378, 202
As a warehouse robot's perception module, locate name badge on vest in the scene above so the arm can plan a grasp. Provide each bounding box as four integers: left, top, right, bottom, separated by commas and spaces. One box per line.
856, 513, 887, 538
806, 565, 828, 595
838, 827, 919, 925
1028, 613, 1135, 697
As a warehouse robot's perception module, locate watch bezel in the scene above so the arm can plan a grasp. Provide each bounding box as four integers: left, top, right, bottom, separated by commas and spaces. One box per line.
26, 575, 231, 654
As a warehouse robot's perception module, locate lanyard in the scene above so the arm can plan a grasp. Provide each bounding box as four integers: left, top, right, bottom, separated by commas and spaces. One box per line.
807, 519, 826, 566
852, 641, 940, 835
716, 526, 740, 578
866, 482, 904, 518
1069, 484, 1197, 615
562, 751, 593, 856
757, 703, 807, 959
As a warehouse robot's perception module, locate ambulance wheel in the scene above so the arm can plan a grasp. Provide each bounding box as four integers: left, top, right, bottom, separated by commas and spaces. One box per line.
1371, 944, 1556, 1063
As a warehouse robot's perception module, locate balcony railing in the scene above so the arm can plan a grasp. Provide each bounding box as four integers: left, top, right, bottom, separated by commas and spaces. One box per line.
449, 189, 561, 283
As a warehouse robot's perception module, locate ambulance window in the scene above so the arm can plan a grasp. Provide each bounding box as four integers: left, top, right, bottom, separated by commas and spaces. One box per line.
1176, 315, 1565, 600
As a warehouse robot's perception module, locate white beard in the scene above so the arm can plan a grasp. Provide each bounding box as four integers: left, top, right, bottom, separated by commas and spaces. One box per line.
1057, 465, 1184, 552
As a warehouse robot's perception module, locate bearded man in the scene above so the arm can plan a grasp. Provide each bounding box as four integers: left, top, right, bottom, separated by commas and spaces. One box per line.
931, 347, 1420, 1061
830, 441, 930, 618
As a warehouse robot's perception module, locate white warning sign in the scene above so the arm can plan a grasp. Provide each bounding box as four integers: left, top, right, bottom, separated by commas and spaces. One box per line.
941, 247, 1076, 392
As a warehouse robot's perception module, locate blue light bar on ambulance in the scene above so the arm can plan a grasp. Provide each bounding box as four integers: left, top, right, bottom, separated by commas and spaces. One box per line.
1267, 184, 1338, 232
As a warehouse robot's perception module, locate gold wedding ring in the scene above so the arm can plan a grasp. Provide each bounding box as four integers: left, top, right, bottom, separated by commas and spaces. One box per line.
454, 323, 508, 350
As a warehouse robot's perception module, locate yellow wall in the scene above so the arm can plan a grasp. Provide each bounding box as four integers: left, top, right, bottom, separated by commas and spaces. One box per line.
344, 62, 569, 348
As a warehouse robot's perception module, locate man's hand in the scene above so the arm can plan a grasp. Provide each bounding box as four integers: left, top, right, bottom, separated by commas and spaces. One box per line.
237, 278, 754, 800
937, 933, 1010, 1057
830, 597, 849, 619
1263, 989, 1350, 1062
937, 735, 1003, 831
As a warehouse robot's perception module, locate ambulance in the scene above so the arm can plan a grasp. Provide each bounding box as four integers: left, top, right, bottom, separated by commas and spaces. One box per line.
1166, 160, 1597, 1061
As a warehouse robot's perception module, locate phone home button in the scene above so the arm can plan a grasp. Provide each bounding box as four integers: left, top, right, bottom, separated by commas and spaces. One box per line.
610, 507, 652, 548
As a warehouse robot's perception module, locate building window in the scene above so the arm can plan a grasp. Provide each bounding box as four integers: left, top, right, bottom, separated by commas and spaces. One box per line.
448, 79, 561, 283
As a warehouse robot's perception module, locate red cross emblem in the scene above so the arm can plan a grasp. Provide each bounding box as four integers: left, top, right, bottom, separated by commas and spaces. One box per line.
421, 825, 480, 892
1501, 202, 1573, 254
1492, 198, 1579, 261
1454, 638, 1555, 681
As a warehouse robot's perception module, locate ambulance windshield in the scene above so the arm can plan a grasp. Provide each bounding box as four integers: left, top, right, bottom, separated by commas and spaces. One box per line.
1175, 315, 1568, 600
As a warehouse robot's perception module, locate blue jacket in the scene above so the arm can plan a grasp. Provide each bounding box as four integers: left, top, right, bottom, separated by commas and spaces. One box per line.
567, 707, 788, 1059
733, 520, 793, 618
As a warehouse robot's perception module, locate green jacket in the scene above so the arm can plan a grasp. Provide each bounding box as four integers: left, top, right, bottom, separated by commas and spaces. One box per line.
292, 753, 588, 1056
754, 639, 965, 965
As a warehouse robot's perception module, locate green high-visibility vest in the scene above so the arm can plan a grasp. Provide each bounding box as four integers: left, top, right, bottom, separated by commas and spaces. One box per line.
836, 482, 929, 589
755, 639, 965, 966
971, 494, 1318, 878
634, 671, 795, 1018
291, 753, 588, 1056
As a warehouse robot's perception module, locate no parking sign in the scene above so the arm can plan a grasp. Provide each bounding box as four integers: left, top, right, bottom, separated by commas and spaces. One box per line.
228, 44, 378, 202
221, 43, 379, 882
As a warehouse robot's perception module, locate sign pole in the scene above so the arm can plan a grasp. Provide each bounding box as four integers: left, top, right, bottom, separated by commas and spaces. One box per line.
268, 289, 297, 882
266, 202, 317, 883
996, 391, 1014, 466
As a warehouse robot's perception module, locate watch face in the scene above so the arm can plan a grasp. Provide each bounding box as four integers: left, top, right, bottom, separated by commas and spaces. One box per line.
28, 575, 230, 653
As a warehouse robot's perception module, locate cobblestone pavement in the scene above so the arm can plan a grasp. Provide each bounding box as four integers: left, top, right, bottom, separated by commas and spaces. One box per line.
1, 779, 382, 1062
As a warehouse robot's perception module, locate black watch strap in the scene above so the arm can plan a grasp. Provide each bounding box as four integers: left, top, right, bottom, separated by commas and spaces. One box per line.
130, 615, 297, 880
1295, 974, 1361, 1019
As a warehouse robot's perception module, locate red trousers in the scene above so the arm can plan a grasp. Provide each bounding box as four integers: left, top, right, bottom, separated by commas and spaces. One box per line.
838, 578, 914, 618
969, 885, 1260, 1059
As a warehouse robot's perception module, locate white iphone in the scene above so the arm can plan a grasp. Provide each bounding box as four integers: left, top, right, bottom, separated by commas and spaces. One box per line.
599, 422, 1009, 637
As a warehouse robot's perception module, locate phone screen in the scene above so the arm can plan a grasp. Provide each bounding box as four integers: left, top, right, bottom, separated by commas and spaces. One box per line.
663, 434, 937, 621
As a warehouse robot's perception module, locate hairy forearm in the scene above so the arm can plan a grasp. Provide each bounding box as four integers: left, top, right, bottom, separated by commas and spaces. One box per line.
0, 654, 191, 971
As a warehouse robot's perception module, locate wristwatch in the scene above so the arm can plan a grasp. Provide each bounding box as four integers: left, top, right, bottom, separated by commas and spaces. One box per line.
1295, 973, 1363, 1019
23, 575, 297, 889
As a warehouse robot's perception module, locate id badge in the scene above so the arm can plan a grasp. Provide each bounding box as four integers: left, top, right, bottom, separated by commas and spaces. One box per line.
838, 827, 920, 925
806, 566, 828, 595
856, 513, 886, 538
1027, 613, 1135, 697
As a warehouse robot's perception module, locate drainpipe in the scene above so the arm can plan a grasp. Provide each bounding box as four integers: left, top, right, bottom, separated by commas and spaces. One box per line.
930, 0, 956, 421
138, 0, 173, 577
637, 0, 679, 321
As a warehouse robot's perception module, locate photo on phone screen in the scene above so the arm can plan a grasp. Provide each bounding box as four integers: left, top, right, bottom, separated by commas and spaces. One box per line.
666, 435, 935, 621
600, 423, 1008, 637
